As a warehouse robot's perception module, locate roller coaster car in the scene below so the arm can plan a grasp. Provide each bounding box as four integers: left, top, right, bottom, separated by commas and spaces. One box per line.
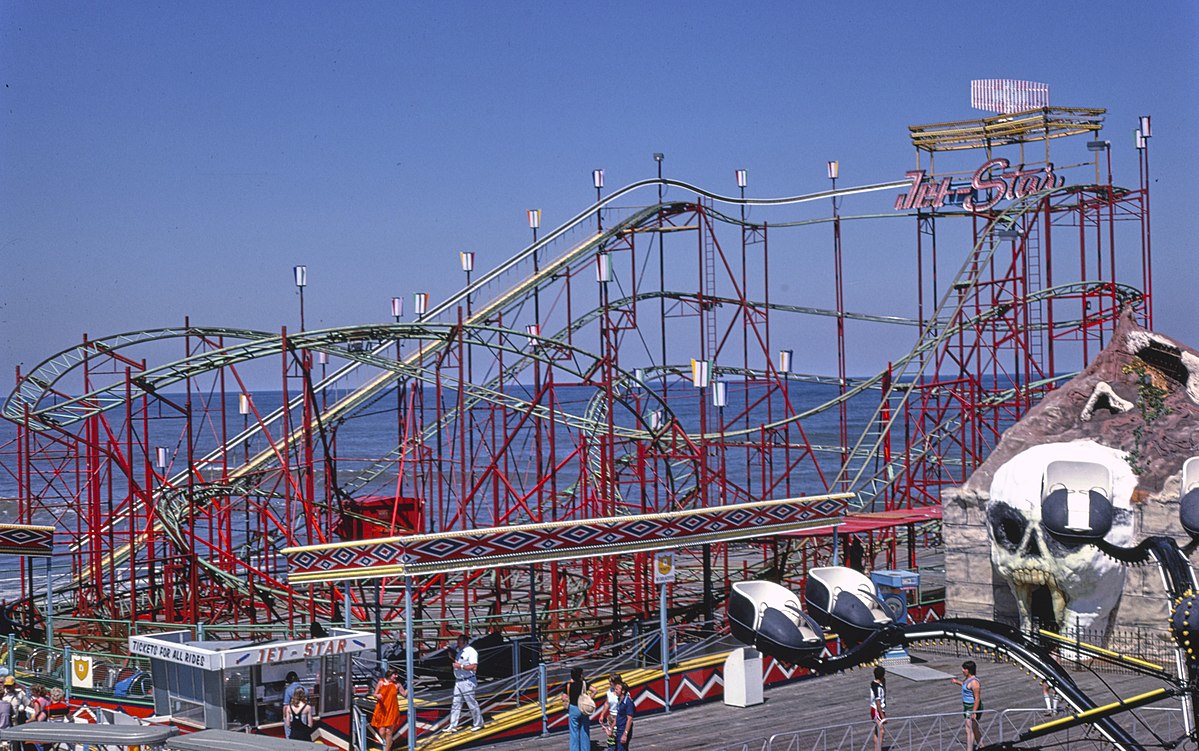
1039, 460, 1113, 545
1180, 457, 1199, 538
728, 581, 825, 663
804, 566, 894, 642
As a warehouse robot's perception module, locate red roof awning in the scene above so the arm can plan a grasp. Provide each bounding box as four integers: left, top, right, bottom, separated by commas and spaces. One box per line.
785, 505, 941, 537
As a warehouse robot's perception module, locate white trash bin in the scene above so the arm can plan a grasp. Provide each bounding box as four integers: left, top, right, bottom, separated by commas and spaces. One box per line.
723, 647, 764, 707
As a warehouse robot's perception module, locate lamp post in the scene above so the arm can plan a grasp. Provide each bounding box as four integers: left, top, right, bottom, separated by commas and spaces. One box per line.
706, 381, 728, 631
460, 252, 475, 317
655, 152, 667, 396
828, 160, 848, 489
528, 209, 542, 326
593, 169, 604, 232
735, 168, 750, 498
1138, 116, 1153, 326
293, 265, 307, 332
390, 295, 405, 473
654, 153, 664, 203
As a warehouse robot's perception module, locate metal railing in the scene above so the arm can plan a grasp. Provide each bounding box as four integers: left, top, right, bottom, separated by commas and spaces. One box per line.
351, 623, 737, 745
710, 707, 1186, 751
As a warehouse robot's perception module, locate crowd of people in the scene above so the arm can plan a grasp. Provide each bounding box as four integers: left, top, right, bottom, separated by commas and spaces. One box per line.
562, 669, 635, 751
0, 673, 72, 748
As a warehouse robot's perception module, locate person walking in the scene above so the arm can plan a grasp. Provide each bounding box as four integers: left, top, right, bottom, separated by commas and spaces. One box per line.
370, 669, 404, 751
951, 660, 983, 750
869, 666, 887, 751
445, 634, 483, 733
284, 686, 315, 742
612, 680, 635, 751
3, 677, 27, 751
562, 666, 596, 751
1040, 678, 1059, 716
598, 672, 622, 750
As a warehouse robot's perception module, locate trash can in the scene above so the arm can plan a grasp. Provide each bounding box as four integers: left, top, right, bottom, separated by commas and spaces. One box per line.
723, 647, 763, 707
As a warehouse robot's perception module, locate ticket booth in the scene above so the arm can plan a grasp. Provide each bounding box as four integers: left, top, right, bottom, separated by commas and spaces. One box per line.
130, 628, 375, 731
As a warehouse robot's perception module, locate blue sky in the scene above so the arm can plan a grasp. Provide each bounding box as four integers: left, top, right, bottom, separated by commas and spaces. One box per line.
1, 2, 1196, 384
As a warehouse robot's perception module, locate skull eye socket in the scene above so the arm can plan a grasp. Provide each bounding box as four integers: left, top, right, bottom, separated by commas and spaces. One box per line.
987, 502, 1028, 552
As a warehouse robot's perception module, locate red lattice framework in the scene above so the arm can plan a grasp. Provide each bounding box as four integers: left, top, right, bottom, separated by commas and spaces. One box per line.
0, 109, 1153, 654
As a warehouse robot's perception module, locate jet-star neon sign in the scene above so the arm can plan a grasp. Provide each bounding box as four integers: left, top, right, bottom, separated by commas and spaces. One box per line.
894, 157, 1065, 212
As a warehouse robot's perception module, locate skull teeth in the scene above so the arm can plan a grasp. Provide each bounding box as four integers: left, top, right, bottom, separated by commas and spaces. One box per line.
1009, 568, 1052, 586
1009, 569, 1068, 627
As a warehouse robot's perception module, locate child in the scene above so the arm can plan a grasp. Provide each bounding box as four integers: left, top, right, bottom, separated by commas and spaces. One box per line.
870, 666, 887, 751
600, 673, 622, 749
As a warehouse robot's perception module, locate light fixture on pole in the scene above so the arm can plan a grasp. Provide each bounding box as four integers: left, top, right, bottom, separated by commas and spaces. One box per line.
654, 153, 664, 204
237, 395, 251, 464
593, 169, 604, 231
460, 252, 476, 315
690, 358, 712, 389
293, 265, 308, 331
735, 169, 748, 226
155, 447, 169, 470
528, 209, 542, 324
1139, 116, 1152, 139
1136, 129, 1146, 150
779, 349, 793, 375
826, 160, 839, 181
390, 295, 405, 360
712, 381, 727, 409
525, 324, 540, 349
596, 253, 612, 284
413, 293, 428, 320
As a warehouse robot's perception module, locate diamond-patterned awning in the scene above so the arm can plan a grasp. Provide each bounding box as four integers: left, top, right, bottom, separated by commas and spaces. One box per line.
0, 524, 55, 558
283, 495, 851, 583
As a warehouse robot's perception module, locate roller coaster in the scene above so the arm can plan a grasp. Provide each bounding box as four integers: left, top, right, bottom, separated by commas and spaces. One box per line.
0, 106, 1156, 679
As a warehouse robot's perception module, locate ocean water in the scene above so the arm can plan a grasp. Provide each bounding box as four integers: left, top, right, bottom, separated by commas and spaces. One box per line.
0, 379, 891, 520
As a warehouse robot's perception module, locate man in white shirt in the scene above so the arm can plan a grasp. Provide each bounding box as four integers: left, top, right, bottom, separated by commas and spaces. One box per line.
445, 634, 484, 732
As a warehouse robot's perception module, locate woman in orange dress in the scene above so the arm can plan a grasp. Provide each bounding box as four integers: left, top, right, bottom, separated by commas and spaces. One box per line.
370, 668, 405, 751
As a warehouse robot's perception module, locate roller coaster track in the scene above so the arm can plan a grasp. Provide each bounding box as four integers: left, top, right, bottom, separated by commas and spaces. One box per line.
5, 175, 910, 429
743, 614, 1177, 750
832, 184, 1147, 508
5, 179, 1143, 619
7, 180, 912, 587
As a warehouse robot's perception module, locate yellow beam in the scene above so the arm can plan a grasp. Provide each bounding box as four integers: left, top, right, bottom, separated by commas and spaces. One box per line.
1036, 629, 1164, 671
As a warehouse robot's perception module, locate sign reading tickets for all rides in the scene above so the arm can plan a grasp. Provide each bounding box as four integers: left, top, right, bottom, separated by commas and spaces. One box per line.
654, 551, 676, 584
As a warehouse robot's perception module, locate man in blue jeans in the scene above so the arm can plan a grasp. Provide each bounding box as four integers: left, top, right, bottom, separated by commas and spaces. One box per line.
613, 680, 635, 751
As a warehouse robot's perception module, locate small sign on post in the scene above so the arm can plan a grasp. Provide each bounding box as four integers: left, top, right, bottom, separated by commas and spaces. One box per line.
72, 654, 94, 689
654, 552, 676, 584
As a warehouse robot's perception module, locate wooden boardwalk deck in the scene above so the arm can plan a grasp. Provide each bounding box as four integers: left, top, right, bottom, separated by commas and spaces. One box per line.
470, 649, 1181, 751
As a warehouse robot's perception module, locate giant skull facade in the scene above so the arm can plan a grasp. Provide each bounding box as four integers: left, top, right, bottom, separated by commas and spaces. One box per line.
988, 440, 1136, 635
